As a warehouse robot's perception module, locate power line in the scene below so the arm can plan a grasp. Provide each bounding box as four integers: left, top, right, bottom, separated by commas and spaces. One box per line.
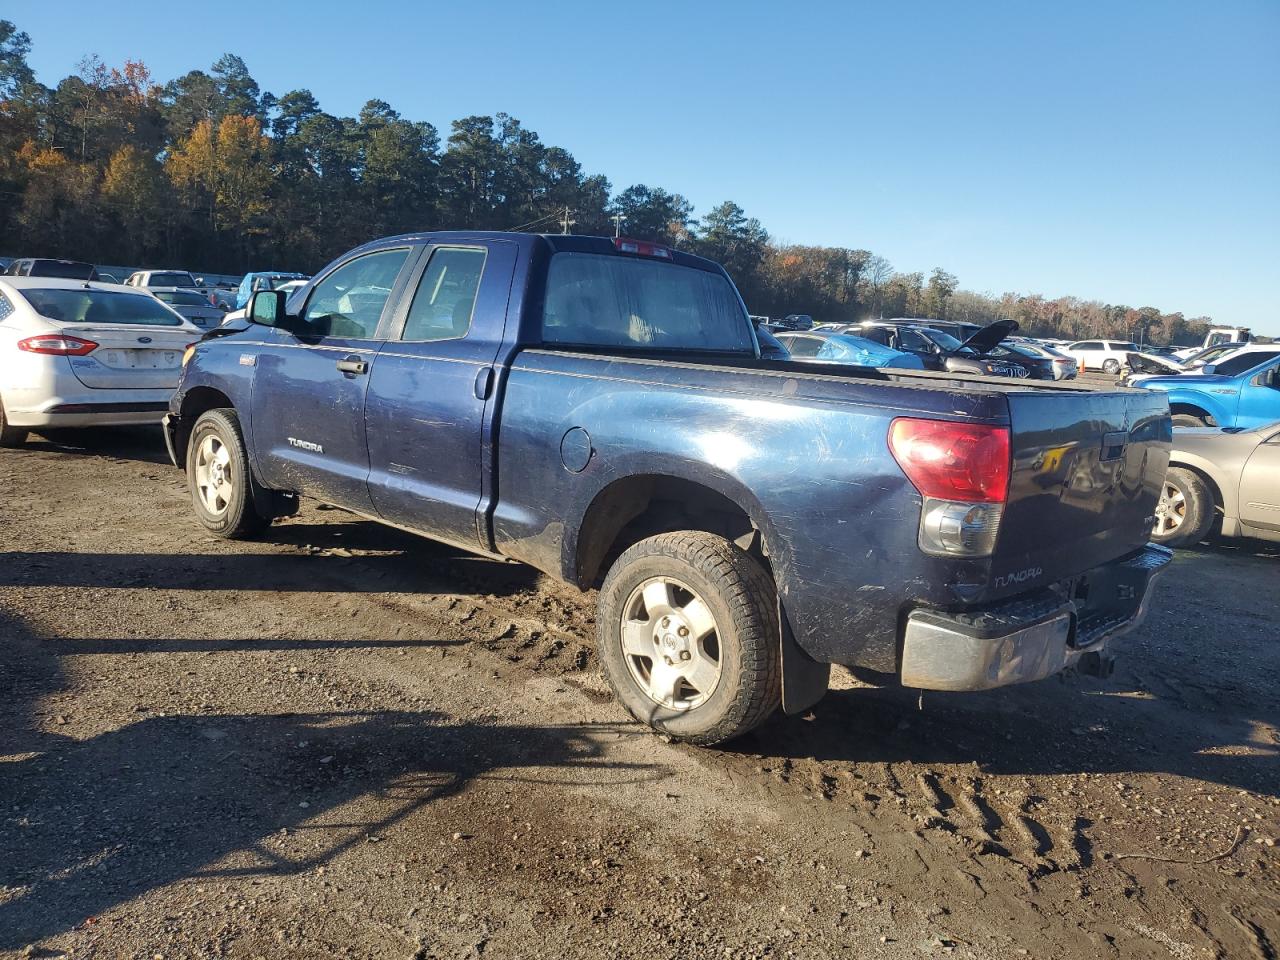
503, 209, 563, 233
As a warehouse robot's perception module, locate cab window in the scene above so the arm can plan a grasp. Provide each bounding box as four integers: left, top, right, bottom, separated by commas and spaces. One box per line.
301, 248, 410, 339
401, 247, 487, 342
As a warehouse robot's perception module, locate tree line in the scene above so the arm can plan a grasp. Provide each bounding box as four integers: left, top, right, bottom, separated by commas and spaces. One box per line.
0, 21, 1217, 345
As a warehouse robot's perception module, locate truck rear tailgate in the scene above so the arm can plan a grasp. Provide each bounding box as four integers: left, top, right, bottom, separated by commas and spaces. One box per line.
991, 389, 1171, 597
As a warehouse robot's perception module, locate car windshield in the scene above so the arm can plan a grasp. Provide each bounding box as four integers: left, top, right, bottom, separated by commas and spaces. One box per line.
21, 289, 183, 326
153, 290, 210, 307
928, 331, 965, 351
146, 272, 197, 286
1211, 350, 1280, 377
542, 253, 753, 353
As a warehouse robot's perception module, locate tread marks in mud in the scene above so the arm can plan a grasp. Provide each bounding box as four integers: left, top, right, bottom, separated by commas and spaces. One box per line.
900, 768, 1079, 874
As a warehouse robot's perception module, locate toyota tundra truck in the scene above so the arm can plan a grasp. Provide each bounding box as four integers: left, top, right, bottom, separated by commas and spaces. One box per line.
163, 232, 1172, 745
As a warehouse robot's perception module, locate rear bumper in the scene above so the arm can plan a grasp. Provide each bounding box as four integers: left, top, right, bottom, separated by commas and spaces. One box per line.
900, 544, 1171, 691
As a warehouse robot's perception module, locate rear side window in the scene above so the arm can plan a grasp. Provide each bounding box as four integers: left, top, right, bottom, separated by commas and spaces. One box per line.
19, 289, 183, 325
302, 248, 410, 339
542, 253, 752, 353
401, 247, 487, 342
1214, 351, 1280, 377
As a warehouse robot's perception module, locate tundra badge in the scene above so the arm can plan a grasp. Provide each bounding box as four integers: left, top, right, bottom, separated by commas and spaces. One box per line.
287, 437, 324, 453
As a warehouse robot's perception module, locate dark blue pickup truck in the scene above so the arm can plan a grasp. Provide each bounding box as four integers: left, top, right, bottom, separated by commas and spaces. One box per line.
165, 232, 1172, 745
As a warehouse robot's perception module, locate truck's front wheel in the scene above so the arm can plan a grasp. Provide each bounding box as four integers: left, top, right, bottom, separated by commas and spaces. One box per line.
186, 408, 272, 539
597, 532, 781, 746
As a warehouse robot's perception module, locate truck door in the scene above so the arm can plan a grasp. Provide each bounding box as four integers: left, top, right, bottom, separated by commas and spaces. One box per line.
1238, 426, 1280, 534
250, 245, 416, 510
363, 239, 519, 549
1233, 355, 1280, 428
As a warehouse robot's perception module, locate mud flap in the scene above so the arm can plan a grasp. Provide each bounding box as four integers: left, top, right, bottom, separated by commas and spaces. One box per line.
779, 597, 830, 714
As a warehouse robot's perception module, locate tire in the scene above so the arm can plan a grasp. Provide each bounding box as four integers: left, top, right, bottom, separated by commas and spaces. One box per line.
1102, 358, 1121, 375
1171, 412, 1209, 428
1152, 466, 1215, 548
596, 531, 781, 746
0, 394, 29, 448
186, 408, 271, 539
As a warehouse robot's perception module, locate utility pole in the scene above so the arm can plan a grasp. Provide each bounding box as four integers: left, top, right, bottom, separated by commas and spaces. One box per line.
611, 212, 625, 238
560, 206, 576, 235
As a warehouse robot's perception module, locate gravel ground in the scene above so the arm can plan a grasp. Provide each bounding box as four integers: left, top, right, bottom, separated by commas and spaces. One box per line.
1, 426, 1277, 960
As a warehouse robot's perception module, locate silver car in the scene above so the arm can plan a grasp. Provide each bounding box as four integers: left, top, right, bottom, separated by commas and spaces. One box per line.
147, 287, 225, 330
1153, 421, 1280, 547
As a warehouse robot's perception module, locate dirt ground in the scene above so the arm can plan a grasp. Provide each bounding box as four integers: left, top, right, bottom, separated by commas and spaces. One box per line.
1, 427, 1277, 960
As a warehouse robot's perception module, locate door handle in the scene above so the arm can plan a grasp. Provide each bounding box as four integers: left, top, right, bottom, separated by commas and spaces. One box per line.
473, 366, 494, 400
336, 356, 368, 376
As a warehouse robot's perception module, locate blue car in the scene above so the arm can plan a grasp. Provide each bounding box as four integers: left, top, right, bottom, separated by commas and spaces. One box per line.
235, 271, 310, 309
773, 330, 926, 369
1136, 348, 1280, 429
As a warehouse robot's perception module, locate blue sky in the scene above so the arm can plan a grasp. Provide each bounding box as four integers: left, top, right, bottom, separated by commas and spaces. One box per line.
15, 0, 1280, 334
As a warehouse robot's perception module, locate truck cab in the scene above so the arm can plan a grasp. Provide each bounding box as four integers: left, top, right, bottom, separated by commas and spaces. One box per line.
1138, 350, 1280, 428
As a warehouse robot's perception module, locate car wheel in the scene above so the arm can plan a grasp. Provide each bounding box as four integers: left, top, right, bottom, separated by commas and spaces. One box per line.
186, 408, 272, 539
1102, 358, 1121, 374
1152, 467, 1215, 548
0, 394, 29, 448
1170, 413, 1209, 428
597, 531, 781, 746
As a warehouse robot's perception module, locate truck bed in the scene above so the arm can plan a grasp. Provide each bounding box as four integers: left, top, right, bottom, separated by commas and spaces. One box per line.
491, 347, 1170, 671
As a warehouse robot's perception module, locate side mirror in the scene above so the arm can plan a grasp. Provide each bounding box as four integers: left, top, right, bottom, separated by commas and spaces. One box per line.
247, 289, 288, 327
1201, 364, 1216, 375
194, 276, 206, 285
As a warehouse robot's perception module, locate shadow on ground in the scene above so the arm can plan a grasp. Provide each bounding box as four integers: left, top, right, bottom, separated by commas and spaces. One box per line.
0, 609, 663, 950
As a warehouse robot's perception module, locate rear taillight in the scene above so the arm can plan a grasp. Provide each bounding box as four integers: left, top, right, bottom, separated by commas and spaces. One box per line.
889, 418, 1010, 502
17, 334, 98, 356
613, 237, 673, 259
889, 418, 1010, 557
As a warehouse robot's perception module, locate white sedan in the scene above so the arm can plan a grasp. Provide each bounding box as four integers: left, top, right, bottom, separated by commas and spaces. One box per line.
0, 277, 202, 447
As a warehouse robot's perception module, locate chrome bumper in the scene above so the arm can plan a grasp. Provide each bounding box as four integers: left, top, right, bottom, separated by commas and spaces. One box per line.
900, 544, 1171, 691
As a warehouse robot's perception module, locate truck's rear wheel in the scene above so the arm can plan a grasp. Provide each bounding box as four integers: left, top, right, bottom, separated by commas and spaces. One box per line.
1170, 412, 1209, 428
1152, 466, 1215, 548
597, 531, 781, 746
0, 395, 29, 448
186, 408, 272, 539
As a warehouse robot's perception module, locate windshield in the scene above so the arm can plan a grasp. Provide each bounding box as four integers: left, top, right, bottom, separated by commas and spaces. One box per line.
147, 272, 197, 287
20, 289, 184, 326
1212, 350, 1280, 377
542, 253, 752, 353
928, 331, 965, 351
153, 290, 210, 307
